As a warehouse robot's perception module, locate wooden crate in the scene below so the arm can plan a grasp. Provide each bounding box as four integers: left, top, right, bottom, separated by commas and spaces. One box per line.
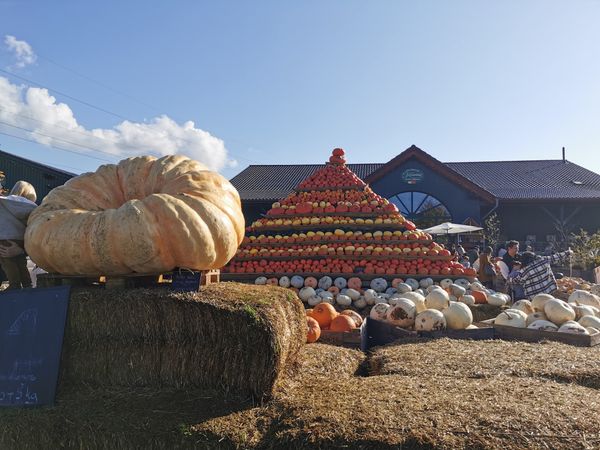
319, 319, 368, 351
492, 322, 600, 347
365, 317, 494, 350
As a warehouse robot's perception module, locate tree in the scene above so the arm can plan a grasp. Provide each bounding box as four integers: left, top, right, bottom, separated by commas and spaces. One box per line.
483, 212, 501, 249
569, 229, 600, 270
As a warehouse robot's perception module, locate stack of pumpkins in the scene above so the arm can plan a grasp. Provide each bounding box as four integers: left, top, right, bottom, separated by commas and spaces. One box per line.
305, 302, 363, 343
224, 148, 476, 285
494, 290, 600, 335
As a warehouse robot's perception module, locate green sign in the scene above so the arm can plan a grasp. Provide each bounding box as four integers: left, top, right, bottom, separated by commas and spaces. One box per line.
402, 168, 424, 185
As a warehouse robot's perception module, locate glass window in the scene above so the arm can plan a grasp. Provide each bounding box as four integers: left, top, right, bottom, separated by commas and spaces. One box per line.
388, 191, 452, 228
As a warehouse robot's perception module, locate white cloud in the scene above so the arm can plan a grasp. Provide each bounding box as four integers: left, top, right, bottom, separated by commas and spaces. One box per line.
0, 76, 235, 171
4, 35, 37, 69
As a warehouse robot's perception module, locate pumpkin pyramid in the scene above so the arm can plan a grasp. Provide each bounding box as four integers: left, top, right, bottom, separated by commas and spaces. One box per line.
224, 148, 475, 282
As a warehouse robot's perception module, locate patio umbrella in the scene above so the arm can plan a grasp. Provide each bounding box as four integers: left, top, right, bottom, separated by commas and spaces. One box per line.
422, 222, 483, 235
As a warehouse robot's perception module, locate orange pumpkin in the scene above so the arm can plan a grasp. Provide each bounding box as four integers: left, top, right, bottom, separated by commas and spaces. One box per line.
329, 315, 356, 332
471, 290, 488, 304
311, 303, 338, 328
347, 277, 362, 290
341, 310, 363, 327
304, 276, 318, 288
306, 317, 321, 343
305, 308, 314, 316
328, 286, 340, 295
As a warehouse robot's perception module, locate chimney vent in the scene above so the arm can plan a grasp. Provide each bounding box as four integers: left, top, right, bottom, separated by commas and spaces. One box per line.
562, 147, 566, 163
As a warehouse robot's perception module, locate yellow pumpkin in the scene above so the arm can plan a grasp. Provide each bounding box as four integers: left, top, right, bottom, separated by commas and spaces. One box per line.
25, 155, 245, 275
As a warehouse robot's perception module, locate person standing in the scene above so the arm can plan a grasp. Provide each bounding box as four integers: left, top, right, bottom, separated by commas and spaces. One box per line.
502, 240, 520, 272
466, 246, 480, 265
476, 246, 496, 289
512, 249, 573, 298
0, 181, 37, 289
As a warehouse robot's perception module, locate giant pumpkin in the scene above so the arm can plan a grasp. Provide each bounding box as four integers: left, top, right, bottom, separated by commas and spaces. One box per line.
25, 155, 245, 275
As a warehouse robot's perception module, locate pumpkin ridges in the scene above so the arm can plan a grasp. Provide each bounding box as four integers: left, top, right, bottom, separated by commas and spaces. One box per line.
310, 303, 338, 328
306, 317, 321, 343
329, 315, 356, 332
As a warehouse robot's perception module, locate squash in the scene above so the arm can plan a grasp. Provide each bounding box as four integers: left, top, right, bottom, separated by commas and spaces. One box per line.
544, 299, 576, 325
318, 276, 333, 290
415, 309, 447, 331
573, 305, 597, 320
460, 295, 476, 306
532, 293, 554, 312
558, 321, 589, 335
364, 289, 378, 305
404, 278, 419, 291
578, 315, 600, 329
334, 277, 347, 289
449, 284, 466, 298
443, 302, 473, 330
568, 290, 600, 309
10, 180, 37, 202
341, 309, 363, 327
291, 275, 305, 288
370, 277, 387, 292
299, 287, 316, 302
397, 292, 426, 313
370, 302, 391, 321
348, 277, 362, 290
527, 319, 558, 331
385, 299, 416, 328
311, 303, 338, 328
470, 290, 488, 304
306, 317, 321, 343
396, 283, 412, 294
512, 299, 535, 315
278, 276, 290, 288
304, 277, 318, 288
307, 296, 322, 307
419, 278, 434, 288
353, 297, 368, 309
526, 312, 548, 327
495, 310, 526, 328
486, 294, 506, 307
440, 279, 453, 289
266, 277, 278, 286
329, 315, 356, 332
345, 289, 361, 301
25, 155, 245, 275
336, 294, 352, 307
425, 289, 449, 311
255, 276, 267, 285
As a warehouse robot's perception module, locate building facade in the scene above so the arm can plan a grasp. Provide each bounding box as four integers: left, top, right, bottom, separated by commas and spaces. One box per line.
231, 145, 600, 251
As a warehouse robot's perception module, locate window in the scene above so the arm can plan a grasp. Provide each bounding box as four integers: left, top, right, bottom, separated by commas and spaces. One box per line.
388, 191, 452, 228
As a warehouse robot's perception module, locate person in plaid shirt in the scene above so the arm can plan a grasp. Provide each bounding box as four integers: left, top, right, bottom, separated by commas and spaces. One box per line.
513, 249, 573, 298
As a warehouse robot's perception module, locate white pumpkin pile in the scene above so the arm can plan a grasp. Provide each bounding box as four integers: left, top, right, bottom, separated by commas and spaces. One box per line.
493, 291, 600, 336
370, 286, 477, 332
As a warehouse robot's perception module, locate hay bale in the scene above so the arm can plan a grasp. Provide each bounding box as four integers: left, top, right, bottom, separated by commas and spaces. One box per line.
369, 338, 600, 387
59, 282, 305, 399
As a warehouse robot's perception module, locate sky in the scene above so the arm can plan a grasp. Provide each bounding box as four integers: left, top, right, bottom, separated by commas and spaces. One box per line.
0, 1, 599, 179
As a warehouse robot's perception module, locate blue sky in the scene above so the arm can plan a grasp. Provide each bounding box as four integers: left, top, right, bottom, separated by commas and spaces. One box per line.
1, 0, 599, 179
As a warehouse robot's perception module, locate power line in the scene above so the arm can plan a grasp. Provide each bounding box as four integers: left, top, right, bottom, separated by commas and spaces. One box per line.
0, 129, 115, 163
0, 120, 119, 160
0, 68, 128, 121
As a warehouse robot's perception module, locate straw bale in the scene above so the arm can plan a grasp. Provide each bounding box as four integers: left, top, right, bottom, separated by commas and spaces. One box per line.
369, 338, 600, 388
60, 283, 305, 398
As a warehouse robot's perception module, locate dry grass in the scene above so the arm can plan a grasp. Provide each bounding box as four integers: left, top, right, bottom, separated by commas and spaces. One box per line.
368, 338, 600, 388
60, 282, 306, 399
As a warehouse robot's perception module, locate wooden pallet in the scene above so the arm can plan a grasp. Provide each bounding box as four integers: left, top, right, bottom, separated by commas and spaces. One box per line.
36, 269, 220, 291
319, 320, 368, 350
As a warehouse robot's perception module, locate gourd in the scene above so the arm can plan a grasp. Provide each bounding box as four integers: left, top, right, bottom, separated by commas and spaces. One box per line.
299, 287, 316, 302
370, 277, 388, 292
573, 305, 596, 321
440, 279, 453, 289
370, 302, 391, 321
353, 297, 367, 309
306, 317, 321, 343
307, 296, 322, 307
330, 315, 356, 332
304, 277, 318, 288
345, 289, 361, 301
443, 302, 473, 330
291, 276, 305, 288
396, 283, 412, 294
526, 312, 547, 327
334, 277, 347, 289
364, 289, 378, 305
544, 299, 576, 325
527, 320, 558, 331
398, 292, 426, 313
450, 284, 466, 298
512, 300, 535, 315
341, 310, 363, 327
460, 295, 476, 306
558, 321, 589, 335
318, 276, 333, 290
419, 278, 434, 288
578, 315, 600, 329
385, 299, 416, 328
336, 294, 352, 307
348, 277, 362, 290
532, 293, 554, 312
278, 276, 290, 288
25, 155, 245, 275
425, 289, 450, 311
255, 276, 267, 285
311, 303, 338, 328
415, 309, 447, 331
404, 278, 419, 291
495, 310, 526, 328
568, 290, 600, 309
486, 294, 506, 307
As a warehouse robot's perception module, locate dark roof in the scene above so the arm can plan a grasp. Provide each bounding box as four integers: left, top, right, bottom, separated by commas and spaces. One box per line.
230, 163, 383, 201
231, 152, 600, 202
0, 149, 75, 202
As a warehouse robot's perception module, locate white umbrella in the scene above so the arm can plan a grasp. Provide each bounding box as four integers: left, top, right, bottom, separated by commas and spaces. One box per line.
422, 222, 483, 235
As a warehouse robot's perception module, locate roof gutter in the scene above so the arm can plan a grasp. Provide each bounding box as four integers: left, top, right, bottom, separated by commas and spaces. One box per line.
482, 198, 499, 221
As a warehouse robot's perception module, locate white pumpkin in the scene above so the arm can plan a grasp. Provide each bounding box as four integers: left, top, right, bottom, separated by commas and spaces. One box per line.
385, 299, 416, 328
370, 302, 391, 320
558, 321, 589, 335
526, 311, 548, 327
449, 295, 458, 302
512, 300, 535, 315
568, 290, 600, 309
427, 285, 444, 293
385, 288, 397, 296
353, 297, 367, 309
299, 287, 316, 302
345, 288, 361, 301
495, 310, 526, 328
398, 292, 427, 313
425, 289, 450, 311
592, 285, 600, 296
586, 327, 600, 335
318, 276, 333, 290
454, 278, 470, 289
487, 294, 507, 307
578, 315, 600, 329
278, 276, 290, 288
370, 278, 388, 292
396, 283, 412, 294
307, 296, 322, 307
440, 278, 453, 289
450, 284, 466, 298
334, 277, 347, 289
415, 288, 427, 297
336, 294, 352, 307
531, 293, 555, 312
527, 319, 558, 331
470, 282, 485, 292
415, 309, 447, 331
544, 299, 576, 325
318, 290, 333, 299
364, 289, 378, 305
290, 275, 304, 289
255, 276, 267, 285
443, 302, 473, 330
405, 278, 419, 291
419, 277, 434, 288
573, 305, 596, 321
315, 288, 324, 295
460, 295, 476, 306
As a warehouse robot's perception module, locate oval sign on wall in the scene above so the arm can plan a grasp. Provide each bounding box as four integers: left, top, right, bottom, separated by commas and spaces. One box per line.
402, 168, 424, 185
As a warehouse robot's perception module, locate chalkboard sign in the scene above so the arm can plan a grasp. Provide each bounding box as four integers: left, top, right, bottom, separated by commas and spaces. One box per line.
171, 270, 201, 292
0, 285, 71, 407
